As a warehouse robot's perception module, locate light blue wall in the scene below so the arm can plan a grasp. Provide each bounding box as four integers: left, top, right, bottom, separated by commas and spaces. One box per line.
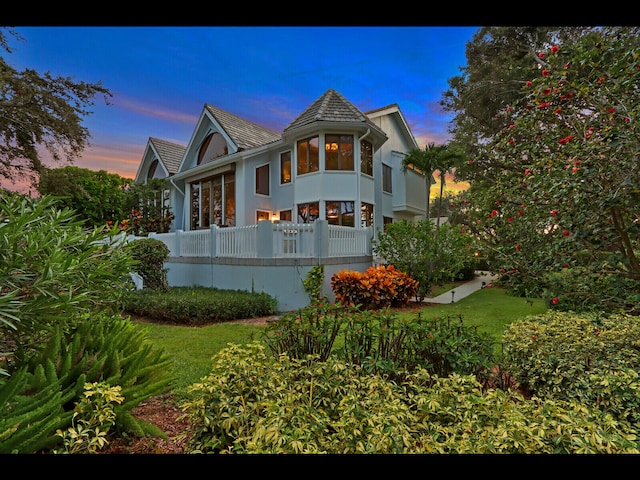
164, 256, 373, 312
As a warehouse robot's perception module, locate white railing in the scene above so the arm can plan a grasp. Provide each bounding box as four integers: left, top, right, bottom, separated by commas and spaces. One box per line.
145, 220, 372, 258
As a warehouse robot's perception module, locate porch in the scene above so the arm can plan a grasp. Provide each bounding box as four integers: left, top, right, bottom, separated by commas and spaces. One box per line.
143, 220, 375, 311
147, 220, 373, 259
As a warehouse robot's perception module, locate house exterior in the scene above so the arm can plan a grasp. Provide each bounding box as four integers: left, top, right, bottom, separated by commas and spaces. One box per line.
133, 89, 428, 310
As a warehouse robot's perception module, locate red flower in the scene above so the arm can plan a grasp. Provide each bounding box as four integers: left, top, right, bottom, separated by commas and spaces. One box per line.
526, 80, 533, 86
532, 335, 537, 340
542, 70, 550, 77
551, 45, 559, 53
563, 230, 570, 237
551, 210, 558, 215
542, 88, 552, 95
525, 168, 531, 175
609, 107, 615, 113
552, 297, 558, 304
537, 102, 550, 109
538, 52, 545, 59
625, 117, 630, 123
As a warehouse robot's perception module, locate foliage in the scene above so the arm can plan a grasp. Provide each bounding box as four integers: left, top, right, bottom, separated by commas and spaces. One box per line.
450, 27, 640, 314
0, 28, 112, 187
129, 237, 169, 291
126, 178, 174, 235
37, 166, 133, 228
302, 264, 326, 304
180, 342, 639, 454
1, 313, 172, 453
261, 302, 344, 362
0, 367, 76, 453
502, 310, 640, 426
262, 304, 495, 382
54, 382, 124, 454
0, 193, 136, 369
122, 286, 277, 325
441, 26, 584, 161
372, 219, 475, 300
330, 264, 418, 309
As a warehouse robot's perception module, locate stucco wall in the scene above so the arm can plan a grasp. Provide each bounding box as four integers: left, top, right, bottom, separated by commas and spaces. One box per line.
164, 256, 373, 312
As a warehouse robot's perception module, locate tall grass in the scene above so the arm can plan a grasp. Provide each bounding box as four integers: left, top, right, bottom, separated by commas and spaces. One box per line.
132, 286, 546, 397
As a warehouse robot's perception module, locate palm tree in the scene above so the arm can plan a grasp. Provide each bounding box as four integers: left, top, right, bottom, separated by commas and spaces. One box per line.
401, 143, 464, 223
400, 143, 440, 221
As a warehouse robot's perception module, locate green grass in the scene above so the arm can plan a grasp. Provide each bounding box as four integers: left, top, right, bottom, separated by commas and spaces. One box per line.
132, 286, 546, 397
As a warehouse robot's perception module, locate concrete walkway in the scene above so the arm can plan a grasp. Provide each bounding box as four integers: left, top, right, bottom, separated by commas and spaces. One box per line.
422, 271, 497, 304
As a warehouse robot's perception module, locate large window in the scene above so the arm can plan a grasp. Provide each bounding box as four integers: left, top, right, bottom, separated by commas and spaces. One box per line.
360, 140, 373, 176
325, 134, 354, 171
190, 172, 235, 229
326, 201, 355, 227
255, 163, 270, 196
382, 163, 392, 193
297, 202, 319, 223
297, 136, 319, 175
280, 151, 292, 184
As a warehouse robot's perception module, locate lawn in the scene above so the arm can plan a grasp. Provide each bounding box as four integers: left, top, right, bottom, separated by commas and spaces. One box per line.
132, 286, 546, 397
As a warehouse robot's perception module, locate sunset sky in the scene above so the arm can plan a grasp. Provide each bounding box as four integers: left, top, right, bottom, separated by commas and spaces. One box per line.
3, 25, 479, 193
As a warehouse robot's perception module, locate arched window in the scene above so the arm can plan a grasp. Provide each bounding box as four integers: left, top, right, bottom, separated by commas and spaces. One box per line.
198, 132, 228, 165
147, 159, 159, 179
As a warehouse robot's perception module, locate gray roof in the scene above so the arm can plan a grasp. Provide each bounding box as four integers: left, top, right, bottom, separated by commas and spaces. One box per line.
149, 137, 185, 175
284, 89, 386, 137
205, 104, 281, 150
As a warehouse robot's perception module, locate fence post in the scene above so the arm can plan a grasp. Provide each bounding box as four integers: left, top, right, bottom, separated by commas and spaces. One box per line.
209, 225, 217, 258
175, 230, 182, 257
315, 219, 329, 258
257, 220, 274, 258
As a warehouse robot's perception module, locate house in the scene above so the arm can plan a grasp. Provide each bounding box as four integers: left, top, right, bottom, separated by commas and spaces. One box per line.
133, 89, 428, 310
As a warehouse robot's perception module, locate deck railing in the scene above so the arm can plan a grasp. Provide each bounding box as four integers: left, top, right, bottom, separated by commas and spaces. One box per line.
145, 220, 372, 259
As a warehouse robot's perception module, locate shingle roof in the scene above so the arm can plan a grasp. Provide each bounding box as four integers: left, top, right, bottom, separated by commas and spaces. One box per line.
205, 105, 281, 150
149, 137, 185, 175
284, 89, 386, 137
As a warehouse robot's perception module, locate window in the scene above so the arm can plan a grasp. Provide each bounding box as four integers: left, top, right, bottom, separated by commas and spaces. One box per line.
383, 216, 393, 232
360, 140, 373, 176
326, 201, 355, 227
280, 151, 292, 184
280, 209, 292, 222
190, 172, 235, 229
361, 202, 373, 227
147, 159, 159, 179
382, 163, 392, 193
256, 210, 270, 223
297, 136, 319, 175
325, 134, 354, 171
198, 132, 228, 165
256, 164, 270, 196
297, 202, 319, 223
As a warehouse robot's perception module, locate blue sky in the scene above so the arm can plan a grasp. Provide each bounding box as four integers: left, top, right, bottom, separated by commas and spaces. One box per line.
4, 26, 479, 187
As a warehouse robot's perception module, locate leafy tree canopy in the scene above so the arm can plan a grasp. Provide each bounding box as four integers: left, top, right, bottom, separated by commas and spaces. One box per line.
448, 26, 640, 314
37, 165, 133, 228
0, 28, 112, 187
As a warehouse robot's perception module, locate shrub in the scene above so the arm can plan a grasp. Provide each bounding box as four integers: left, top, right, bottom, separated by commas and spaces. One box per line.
372, 220, 474, 300
302, 264, 326, 304
180, 342, 640, 454
0, 313, 173, 453
129, 237, 170, 291
331, 264, 418, 309
53, 382, 124, 454
502, 310, 640, 424
0, 193, 136, 369
122, 287, 277, 325
262, 305, 495, 382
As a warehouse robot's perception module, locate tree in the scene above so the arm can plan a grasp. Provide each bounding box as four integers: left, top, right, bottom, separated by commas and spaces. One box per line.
400, 143, 444, 220
0, 28, 112, 187
450, 27, 640, 314
441, 26, 584, 162
37, 165, 133, 228
372, 219, 475, 300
